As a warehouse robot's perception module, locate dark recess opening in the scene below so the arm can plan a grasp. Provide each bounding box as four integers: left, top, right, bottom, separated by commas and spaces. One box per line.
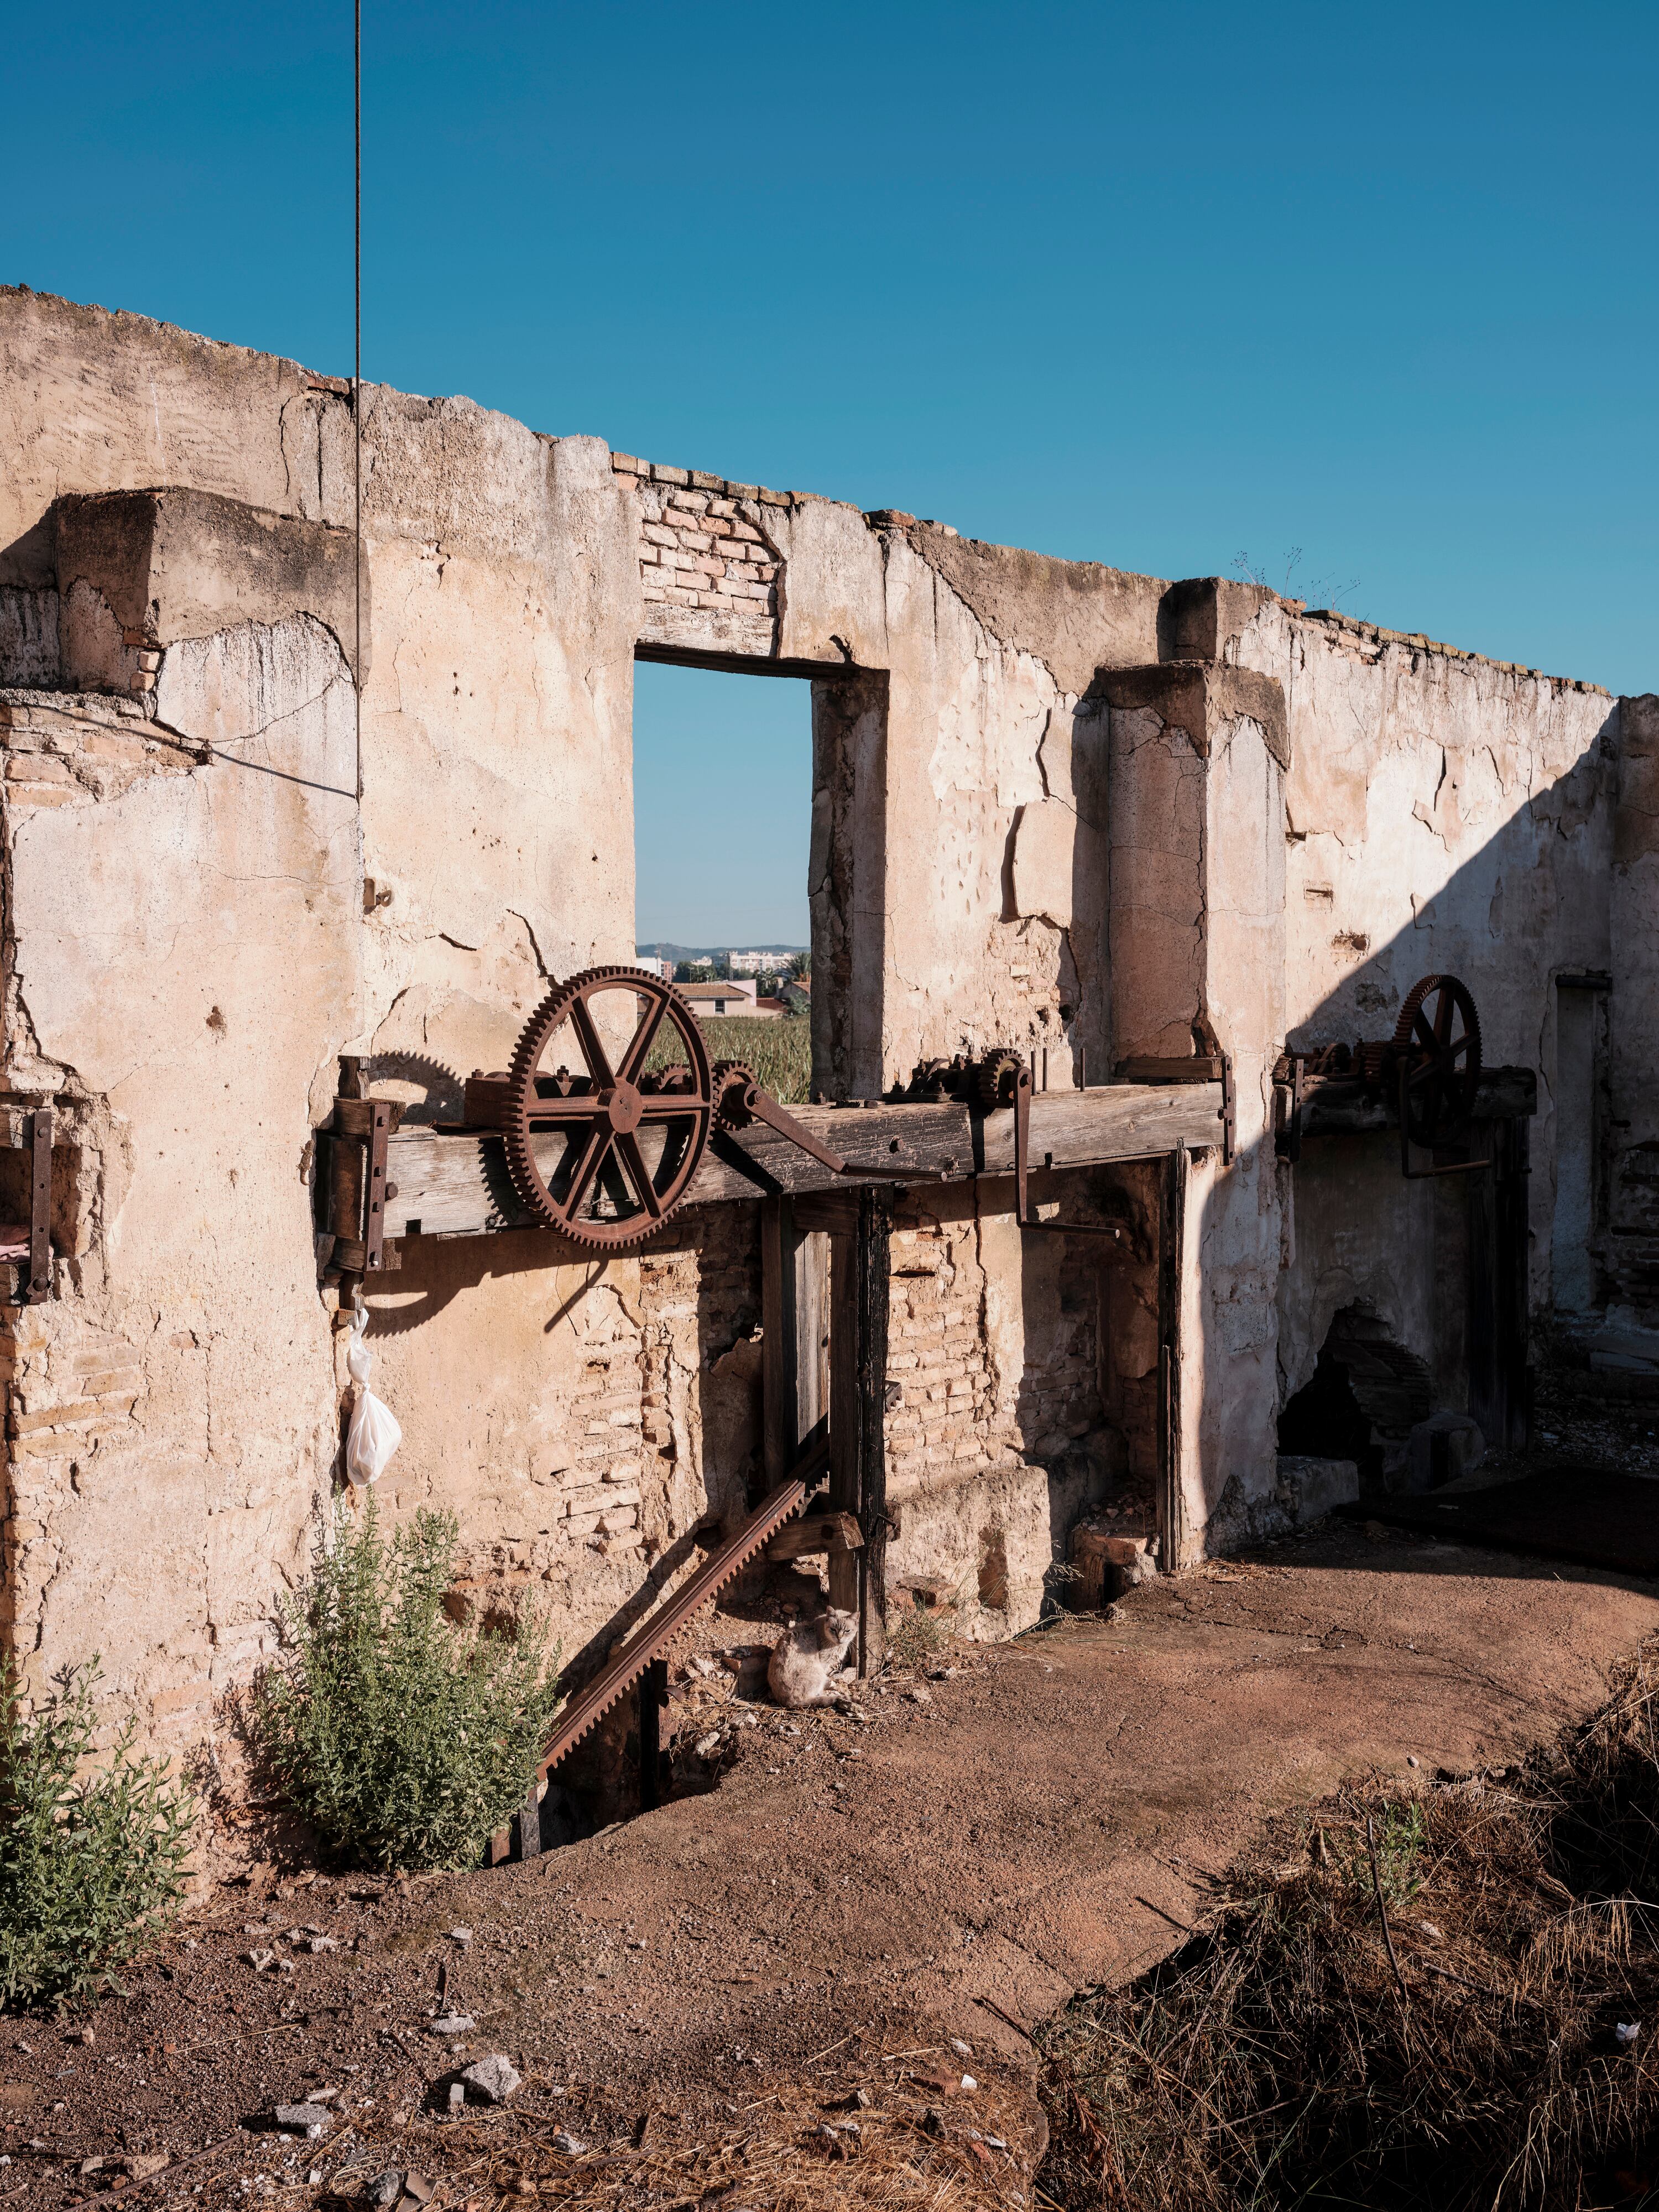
1278, 1305, 1436, 1494
1278, 1347, 1383, 1486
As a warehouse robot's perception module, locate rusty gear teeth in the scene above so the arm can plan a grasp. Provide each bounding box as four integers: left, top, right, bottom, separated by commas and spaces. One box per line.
974, 1048, 1024, 1110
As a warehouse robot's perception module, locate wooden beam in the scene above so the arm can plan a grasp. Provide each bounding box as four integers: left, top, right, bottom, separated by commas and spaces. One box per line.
364, 1083, 1230, 1245
974, 1084, 1227, 1175
1294, 1065, 1536, 1141
764, 1510, 863, 1561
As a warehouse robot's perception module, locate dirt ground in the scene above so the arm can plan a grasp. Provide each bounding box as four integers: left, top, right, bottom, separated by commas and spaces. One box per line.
5, 1522, 1658, 2210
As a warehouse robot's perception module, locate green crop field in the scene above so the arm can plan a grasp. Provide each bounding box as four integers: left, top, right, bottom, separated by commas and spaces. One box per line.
645, 1014, 812, 1103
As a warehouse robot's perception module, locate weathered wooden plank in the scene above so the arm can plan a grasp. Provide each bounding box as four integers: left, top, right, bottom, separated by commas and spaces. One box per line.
373, 1084, 1231, 1243
764, 1510, 863, 1561
1296, 1065, 1536, 1140
975, 1084, 1227, 1174
828, 1190, 889, 1676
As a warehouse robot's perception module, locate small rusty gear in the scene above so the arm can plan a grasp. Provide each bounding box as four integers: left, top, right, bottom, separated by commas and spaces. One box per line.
711, 1061, 759, 1133
1391, 973, 1481, 1148
974, 1048, 1024, 1110
641, 1061, 694, 1095
502, 967, 713, 1251
1353, 1039, 1392, 1084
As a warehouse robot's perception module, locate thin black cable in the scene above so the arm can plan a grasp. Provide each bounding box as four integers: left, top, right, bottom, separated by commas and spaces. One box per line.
353, 0, 363, 804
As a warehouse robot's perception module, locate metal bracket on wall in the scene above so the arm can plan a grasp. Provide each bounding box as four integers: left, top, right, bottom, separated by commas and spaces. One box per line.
1219, 1054, 1235, 1164
319, 1057, 404, 1284
1274, 1055, 1304, 1162
1012, 1065, 1122, 1240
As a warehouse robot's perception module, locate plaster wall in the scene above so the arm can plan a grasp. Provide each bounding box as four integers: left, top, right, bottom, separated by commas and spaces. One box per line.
0, 291, 650, 1749
1232, 599, 1617, 1328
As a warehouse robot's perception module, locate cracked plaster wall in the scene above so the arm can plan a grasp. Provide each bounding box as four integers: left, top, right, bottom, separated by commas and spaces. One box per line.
1230, 597, 1617, 1338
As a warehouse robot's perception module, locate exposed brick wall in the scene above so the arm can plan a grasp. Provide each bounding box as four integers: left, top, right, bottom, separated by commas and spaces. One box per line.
886, 1205, 1008, 1487
885, 1185, 1113, 1498
446, 1202, 766, 1634
611, 455, 786, 658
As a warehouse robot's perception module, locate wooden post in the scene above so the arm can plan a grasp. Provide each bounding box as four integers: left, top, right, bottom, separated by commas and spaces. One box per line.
510, 1776, 542, 1862
828, 1186, 890, 1675
762, 1196, 830, 1493
1157, 1148, 1188, 1570
638, 1656, 669, 1812
1468, 1119, 1531, 1452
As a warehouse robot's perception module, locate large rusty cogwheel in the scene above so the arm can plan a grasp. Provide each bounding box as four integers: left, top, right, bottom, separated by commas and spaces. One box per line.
502, 967, 713, 1251
1392, 973, 1482, 1149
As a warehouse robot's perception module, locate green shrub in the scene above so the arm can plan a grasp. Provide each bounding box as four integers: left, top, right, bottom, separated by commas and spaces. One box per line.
0, 1661, 196, 2012
254, 1502, 562, 1872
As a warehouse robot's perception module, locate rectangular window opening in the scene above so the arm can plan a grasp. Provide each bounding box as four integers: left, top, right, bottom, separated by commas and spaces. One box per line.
632, 659, 815, 1100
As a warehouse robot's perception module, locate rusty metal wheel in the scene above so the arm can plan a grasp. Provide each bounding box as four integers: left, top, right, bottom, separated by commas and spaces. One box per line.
1391, 973, 1482, 1149
503, 967, 713, 1251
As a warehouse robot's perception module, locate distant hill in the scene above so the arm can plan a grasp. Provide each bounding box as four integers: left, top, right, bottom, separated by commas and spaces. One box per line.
636, 942, 807, 962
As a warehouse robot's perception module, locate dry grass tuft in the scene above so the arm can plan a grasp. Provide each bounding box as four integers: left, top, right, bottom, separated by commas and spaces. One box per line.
1037, 1635, 1659, 2210
319, 2054, 1031, 2211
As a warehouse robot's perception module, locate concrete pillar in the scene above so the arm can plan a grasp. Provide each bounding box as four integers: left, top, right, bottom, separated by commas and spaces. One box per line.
1105, 661, 1288, 1558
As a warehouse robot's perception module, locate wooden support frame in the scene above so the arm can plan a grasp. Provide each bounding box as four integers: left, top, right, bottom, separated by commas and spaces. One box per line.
761, 1196, 828, 1490
826, 1186, 890, 1678
1157, 1146, 1189, 1572
1467, 1116, 1531, 1451
0, 1106, 58, 1307
327, 1083, 1228, 1248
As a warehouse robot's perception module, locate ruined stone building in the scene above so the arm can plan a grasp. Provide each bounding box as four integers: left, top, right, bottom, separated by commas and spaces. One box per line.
0, 286, 1652, 1788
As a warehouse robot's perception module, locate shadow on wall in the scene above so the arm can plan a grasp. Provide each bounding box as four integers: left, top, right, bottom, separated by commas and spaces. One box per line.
1190, 696, 1619, 1548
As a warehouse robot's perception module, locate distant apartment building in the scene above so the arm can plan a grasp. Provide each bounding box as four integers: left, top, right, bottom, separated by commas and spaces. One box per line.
726, 950, 798, 975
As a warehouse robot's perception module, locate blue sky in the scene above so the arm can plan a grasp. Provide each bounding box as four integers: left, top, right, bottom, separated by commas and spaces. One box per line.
11, 2, 1655, 945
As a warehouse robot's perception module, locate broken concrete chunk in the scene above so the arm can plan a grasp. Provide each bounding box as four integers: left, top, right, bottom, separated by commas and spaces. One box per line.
123, 2153, 170, 2179
459, 2054, 521, 2104
427, 2013, 475, 2037
446, 1926, 473, 1949
273, 2103, 331, 2137
551, 2130, 586, 2156
364, 2172, 403, 2211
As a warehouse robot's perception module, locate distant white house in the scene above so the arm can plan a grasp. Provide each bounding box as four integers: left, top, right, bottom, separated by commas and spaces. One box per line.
677, 977, 769, 1018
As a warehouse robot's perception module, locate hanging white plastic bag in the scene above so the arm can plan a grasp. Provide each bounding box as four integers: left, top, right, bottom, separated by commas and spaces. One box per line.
345, 1302, 401, 1488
